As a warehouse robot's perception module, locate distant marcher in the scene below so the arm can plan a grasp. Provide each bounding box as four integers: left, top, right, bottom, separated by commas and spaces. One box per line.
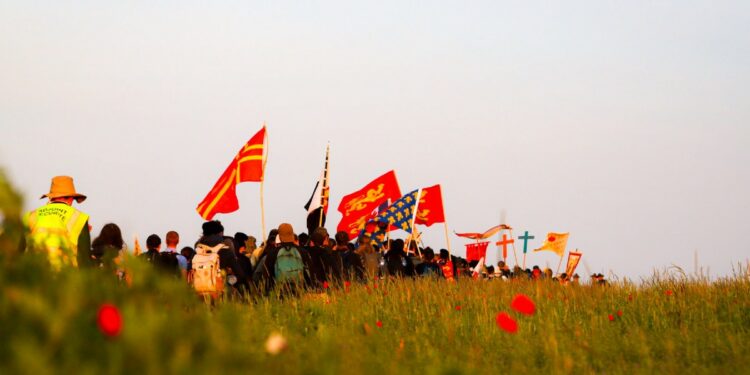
163, 231, 188, 278
181, 246, 196, 272
234, 232, 254, 286
22, 176, 92, 269
337, 231, 365, 282
91, 223, 125, 272
415, 248, 440, 277
252, 229, 278, 268
255, 223, 311, 294
141, 234, 161, 264
196, 221, 247, 294
385, 239, 414, 277
306, 228, 343, 288
356, 234, 380, 280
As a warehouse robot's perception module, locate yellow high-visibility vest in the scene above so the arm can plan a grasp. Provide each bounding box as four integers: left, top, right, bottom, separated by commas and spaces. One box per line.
24, 203, 89, 269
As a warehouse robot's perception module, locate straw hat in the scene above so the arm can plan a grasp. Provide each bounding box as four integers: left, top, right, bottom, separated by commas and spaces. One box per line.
41, 176, 87, 203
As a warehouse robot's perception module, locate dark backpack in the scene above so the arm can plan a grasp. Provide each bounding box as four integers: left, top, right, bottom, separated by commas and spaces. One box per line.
155, 251, 179, 274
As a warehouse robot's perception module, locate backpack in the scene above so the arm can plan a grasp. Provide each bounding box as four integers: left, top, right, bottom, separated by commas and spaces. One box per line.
274, 245, 304, 284
191, 244, 226, 294
155, 251, 179, 274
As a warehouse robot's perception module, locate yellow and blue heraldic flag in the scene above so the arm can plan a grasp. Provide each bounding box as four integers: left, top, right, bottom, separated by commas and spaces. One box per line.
370, 189, 421, 246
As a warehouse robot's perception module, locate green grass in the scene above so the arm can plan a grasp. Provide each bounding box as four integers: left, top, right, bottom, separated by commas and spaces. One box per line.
1, 172, 749, 374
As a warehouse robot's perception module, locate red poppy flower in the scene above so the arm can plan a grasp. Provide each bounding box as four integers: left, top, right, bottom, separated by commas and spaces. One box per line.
510, 294, 536, 316
665, 290, 673, 296
323, 281, 330, 289
376, 320, 383, 328
455, 305, 462, 311
495, 312, 518, 334
627, 294, 634, 302
617, 310, 623, 317
344, 281, 351, 288
608, 314, 615, 322
97, 304, 122, 337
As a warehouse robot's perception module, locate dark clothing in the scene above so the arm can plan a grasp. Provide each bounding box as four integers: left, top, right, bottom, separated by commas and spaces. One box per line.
416, 262, 441, 277
236, 253, 254, 285
385, 250, 415, 277
155, 252, 180, 276
77, 221, 92, 267
91, 244, 121, 271
140, 249, 160, 264
341, 248, 366, 282
306, 245, 343, 288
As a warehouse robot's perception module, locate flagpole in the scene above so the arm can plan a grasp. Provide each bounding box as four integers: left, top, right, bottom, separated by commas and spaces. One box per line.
555, 251, 565, 275
409, 189, 423, 256
510, 229, 519, 268
318, 143, 330, 229
260, 123, 268, 245
443, 221, 452, 259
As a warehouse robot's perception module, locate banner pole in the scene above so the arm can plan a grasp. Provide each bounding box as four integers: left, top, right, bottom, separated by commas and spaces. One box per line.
260, 179, 267, 246
510, 229, 519, 268
556, 251, 565, 275
260, 123, 269, 245
409, 189, 423, 255
443, 221, 452, 259
318, 143, 330, 229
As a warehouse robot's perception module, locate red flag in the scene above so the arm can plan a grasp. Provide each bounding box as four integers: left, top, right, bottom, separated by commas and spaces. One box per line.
414, 184, 445, 227
465, 242, 489, 262
337, 170, 401, 240
196, 127, 267, 220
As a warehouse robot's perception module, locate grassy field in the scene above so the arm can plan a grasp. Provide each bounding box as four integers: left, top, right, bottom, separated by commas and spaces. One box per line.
2, 174, 750, 374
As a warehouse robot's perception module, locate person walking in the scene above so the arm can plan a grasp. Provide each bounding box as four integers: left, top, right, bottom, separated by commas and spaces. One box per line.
22, 176, 91, 269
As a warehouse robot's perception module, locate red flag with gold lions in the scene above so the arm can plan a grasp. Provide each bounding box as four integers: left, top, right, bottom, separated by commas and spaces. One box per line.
337, 170, 401, 240
196, 126, 267, 220
414, 184, 445, 227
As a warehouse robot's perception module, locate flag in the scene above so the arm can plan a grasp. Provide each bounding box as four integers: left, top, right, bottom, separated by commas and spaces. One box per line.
455, 224, 512, 240
565, 251, 582, 276
304, 145, 330, 234
533, 232, 569, 257
465, 242, 489, 262
370, 189, 422, 246
196, 126, 267, 220
471, 257, 486, 279
441, 261, 455, 281
414, 184, 445, 227
337, 170, 401, 240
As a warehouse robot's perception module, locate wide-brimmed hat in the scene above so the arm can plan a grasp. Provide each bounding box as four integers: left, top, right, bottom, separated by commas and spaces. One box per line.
277, 223, 295, 243
41, 176, 87, 203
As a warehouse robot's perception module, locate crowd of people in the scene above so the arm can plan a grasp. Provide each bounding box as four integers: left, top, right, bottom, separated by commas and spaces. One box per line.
21, 176, 607, 299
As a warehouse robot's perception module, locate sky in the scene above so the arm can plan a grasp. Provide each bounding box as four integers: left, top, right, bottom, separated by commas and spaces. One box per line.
1, 1, 749, 280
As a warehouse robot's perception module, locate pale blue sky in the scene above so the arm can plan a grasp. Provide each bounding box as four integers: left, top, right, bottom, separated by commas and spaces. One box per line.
1, 1, 749, 279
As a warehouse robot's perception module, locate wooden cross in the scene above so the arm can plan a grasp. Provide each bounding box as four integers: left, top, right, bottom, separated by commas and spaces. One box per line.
518, 231, 535, 254
496, 234, 515, 262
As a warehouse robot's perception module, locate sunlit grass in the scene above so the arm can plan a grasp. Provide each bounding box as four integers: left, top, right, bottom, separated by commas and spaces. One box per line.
1, 171, 749, 374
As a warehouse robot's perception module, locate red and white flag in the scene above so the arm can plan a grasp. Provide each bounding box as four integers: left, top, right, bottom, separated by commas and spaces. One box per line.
196, 126, 267, 220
